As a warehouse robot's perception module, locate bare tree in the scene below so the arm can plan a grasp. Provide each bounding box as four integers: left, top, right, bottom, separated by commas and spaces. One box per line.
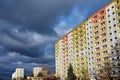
110, 39, 120, 79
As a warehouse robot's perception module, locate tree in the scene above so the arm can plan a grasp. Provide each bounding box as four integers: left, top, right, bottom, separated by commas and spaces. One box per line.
22, 75, 27, 80
46, 75, 56, 80
37, 72, 43, 77
67, 64, 76, 80
101, 65, 111, 80
111, 39, 120, 79
81, 69, 89, 80
56, 77, 60, 80
13, 78, 16, 80
42, 65, 51, 75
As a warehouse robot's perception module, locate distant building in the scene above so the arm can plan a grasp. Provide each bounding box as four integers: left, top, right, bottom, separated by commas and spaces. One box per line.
33, 67, 43, 77
12, 68, 24, 80
16, 68, 24, 79
12, 72, 16, 80
26, 67, 49, 80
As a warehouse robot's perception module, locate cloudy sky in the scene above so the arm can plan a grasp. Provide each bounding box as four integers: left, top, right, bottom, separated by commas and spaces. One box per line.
0, 0, 110, 78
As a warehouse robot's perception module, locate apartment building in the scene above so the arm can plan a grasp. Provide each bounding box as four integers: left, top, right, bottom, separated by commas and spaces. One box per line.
33, 67, 43, 77
55, 0, 120, 80
12, 72, 16, 80
12, 68, 24, 80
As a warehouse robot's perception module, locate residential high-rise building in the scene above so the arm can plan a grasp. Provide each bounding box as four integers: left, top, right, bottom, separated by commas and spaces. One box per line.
55, 0, 120, 80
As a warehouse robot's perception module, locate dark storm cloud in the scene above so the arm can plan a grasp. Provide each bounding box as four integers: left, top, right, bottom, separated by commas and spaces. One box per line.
0, 20, 55, 57
0, 0, 81, 35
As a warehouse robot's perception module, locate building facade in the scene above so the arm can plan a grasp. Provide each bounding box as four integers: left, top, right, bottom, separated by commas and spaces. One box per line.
12, 68, 24, 80
55, 0, 120, 80
33, 67, 43, 77
12, 72, 16, 80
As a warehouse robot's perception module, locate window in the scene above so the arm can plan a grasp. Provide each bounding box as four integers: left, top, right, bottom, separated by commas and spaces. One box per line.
101, 22, 105, 26
110, 33, 112, 35
118, 12, 120, 16
95, 42, 99, 46
97, 70, 100, 74
89, 58, 91, 60
95, 31, 98, 35
115, 37, 117, 39
101, 33, 106, 37
116, 0, 119, 3
114, 24, 116, 27
109, 26, 111, 29
112, 12, 115, 14
76, 55, 79, 57
104, 63, 109, 67
95, 36, 99, 40
96, 47, 100, 51
113, 18, 115, 21
94, 15, 97, 19
96, 53, 100, 56
100, 16, 104, 21
111, 45, 113, 47
117, 57, 119, 59
112, 6, 114, 9
110, 39, 112, 41
104, 57, 108, 61
81, 53, 84, 55
102, 39, 106, 43
96, 64, 101, 68
81, 58, 84, 60
104, 69, 109, 73
112, 58, 114, 60
100, 10, 104, 15
103, 45, 107, 49
101, 27, 106, 31
108, 21, 111, 23
94, 26, 98, 30
117, 6, 120, 10
81, 63, 84, 65
118, 19, 120, 23
103, 51, 108, 54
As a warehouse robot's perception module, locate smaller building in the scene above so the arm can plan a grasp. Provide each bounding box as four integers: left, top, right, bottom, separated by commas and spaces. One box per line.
12, 72, 16, 80
27, 67, 49, 80
12, 68, 24, 80
33, 67, 43, 77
